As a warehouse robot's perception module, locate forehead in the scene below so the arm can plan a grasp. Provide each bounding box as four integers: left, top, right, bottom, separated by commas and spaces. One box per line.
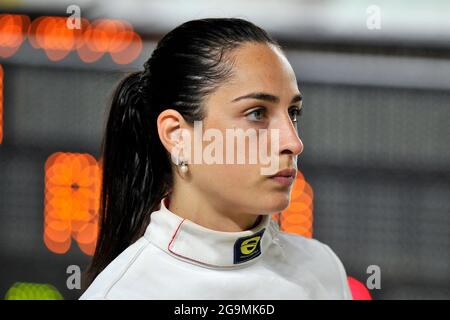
221, 42, 299, 96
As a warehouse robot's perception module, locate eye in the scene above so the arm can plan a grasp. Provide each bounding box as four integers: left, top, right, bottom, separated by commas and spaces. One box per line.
245, 107, 267, 122
289, 107, 303, 123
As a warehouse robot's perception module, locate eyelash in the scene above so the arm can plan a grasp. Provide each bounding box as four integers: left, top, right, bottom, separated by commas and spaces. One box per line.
245, 106, 303, 123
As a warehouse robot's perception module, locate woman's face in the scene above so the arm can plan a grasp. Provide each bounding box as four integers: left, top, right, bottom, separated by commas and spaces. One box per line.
186, 42, 304, 216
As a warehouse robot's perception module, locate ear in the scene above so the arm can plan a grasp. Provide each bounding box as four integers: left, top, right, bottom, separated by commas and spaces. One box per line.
157, 109, 191, 165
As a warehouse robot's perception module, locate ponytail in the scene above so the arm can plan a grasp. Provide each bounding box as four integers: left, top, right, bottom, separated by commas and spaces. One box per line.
83, 71, 171, 287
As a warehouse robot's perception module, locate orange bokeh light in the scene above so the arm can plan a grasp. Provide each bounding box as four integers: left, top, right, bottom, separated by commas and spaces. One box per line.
0, 64, 2, 144
3, 14, 142, 64
44, 152, 102, 255
77, 18, 142, 64
0, 14, 30, 58
110, 31, 142, 65
0, 65, 3, 144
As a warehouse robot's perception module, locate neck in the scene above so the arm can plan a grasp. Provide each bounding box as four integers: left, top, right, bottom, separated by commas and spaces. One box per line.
167, 187, 262, 232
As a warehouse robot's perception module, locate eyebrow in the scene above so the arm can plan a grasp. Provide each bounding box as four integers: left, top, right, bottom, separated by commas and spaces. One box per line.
231, 92, 303, 104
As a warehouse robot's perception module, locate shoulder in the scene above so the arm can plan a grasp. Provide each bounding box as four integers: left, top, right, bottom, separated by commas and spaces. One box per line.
276, 231, 352, 299
79, 237, 150, 300
278, 231, 339, 262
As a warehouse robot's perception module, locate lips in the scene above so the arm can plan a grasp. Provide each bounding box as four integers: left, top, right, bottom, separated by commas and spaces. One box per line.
269, 168, 296, 179
268, 168, 296, 187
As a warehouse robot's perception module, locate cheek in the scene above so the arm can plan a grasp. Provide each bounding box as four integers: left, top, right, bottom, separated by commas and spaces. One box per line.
192, 163, 261, 191
197, 164, 258, 187
188, 118, 271, 190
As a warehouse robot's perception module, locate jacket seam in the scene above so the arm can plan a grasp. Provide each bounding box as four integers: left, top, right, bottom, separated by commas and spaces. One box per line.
321, 242, 351, 300
103, 239, 150, 299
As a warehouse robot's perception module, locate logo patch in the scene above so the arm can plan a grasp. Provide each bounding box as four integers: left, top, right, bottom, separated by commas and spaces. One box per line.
233, 228, 266, 264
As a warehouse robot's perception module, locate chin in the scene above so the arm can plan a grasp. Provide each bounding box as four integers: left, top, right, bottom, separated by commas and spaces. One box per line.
260, 192, 291, 213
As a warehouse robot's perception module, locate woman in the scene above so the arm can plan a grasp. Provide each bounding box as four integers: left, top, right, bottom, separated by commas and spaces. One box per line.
80, 18, 352, 300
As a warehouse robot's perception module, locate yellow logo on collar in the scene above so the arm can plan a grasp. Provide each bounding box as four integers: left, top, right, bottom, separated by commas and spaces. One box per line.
240, 236, 261, 255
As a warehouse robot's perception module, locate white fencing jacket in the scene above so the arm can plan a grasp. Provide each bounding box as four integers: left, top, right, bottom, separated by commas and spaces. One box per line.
80, 196, 352, 300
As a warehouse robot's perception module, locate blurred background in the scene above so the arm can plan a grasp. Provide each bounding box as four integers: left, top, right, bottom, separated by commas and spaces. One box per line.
0, 0, 449, 300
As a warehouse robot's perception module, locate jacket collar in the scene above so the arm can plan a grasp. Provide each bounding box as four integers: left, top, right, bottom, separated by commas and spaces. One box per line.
144, 196, 279, 269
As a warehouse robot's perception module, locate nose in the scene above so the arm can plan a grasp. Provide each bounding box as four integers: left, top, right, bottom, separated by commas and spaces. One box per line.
276, 115, 304, 158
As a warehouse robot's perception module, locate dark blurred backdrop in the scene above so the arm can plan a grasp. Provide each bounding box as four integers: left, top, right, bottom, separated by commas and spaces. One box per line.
1, 0, 449, 300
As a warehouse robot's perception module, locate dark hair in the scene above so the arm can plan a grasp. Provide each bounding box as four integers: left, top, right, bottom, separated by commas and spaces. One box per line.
84, 17, 280, 286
